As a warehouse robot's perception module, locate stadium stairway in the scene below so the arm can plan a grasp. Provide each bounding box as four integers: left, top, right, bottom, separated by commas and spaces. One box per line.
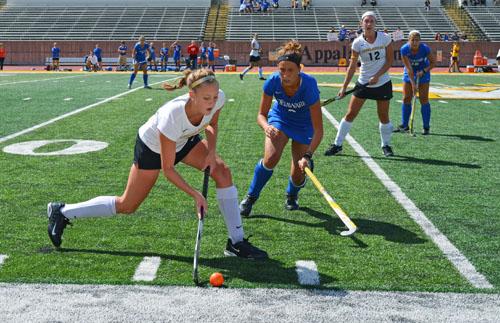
443, 3, 487, 41
205, 0, 229, 41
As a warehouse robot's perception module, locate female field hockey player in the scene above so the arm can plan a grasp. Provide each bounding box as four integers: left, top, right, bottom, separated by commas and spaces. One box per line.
200, 41, 208, 68
239, 40, 323, 216
239, 33, 266, 81
324, 11, 395, 157
47, 68, 268, 260
128, 36, 152, 89
448, 41, 461, 73
207, 42, 216, 72
171, 41, 182, 72
394, 30, 435, 135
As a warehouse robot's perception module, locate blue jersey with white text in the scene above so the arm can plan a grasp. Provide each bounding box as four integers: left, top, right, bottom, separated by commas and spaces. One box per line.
52, 47, 60, 59
173, 44, 181, 59
134, 42, 150, 63
401, 43, 431, 82
119, 45, 128, 56
93, 47, 102, 58
160, 47, 169, 57
207, 47, 215, 60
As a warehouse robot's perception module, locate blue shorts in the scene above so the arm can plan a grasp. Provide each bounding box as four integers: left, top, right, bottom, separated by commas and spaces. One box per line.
134, 59, 147, 66
403, 72, 431, 84
268, 118, 313, 145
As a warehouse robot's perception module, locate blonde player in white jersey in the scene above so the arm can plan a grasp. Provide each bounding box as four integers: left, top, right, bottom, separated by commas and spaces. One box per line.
239, 33, 266, 81
46, 68, 268, 260
324, 11, 395, 157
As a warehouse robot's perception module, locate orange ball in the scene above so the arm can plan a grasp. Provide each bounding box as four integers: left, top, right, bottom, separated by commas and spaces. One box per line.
209, 272, 224, 287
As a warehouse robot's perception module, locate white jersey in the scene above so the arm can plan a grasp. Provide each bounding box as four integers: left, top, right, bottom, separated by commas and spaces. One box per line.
250, 39, 260, 57
89, 54, 98, 65
138, 89, 225, 153
352, 31, 392, 87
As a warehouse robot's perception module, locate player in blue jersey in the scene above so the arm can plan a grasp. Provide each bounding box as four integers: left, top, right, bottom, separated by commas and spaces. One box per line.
394, 30, 435, 135
148, 42, 158, 72
239, 40, 323, 216
207, 42, 216, 72
93, 44, 102, 70
128, 36, 152, 89
200, 42, 208, 69
171, 41, 182, 72
160, 42, 169, 72
118, 41, 128, 71
51, 42, 60, 71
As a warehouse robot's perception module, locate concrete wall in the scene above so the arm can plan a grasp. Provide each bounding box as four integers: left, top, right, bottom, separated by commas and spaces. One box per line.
1, 40, 499, 67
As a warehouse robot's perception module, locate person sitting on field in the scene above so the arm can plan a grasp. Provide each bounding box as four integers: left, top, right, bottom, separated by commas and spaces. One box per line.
86, 51, 98, 72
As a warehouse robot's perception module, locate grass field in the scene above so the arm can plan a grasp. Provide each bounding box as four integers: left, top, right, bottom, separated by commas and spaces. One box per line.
0, 71, 499, 293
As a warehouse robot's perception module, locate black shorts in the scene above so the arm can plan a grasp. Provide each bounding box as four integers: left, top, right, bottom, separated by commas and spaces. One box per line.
452, 57, 458, 62
97, 57, 102, 62
133, 134, 202, 170
249, 55, 261, 62
353, 80, 393, 101
52, 58, 59, 62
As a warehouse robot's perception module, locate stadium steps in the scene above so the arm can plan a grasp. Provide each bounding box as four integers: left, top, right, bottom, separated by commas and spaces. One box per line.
463, 6, 500, 41
205, 1, 229, 41
443, 4, 488, 41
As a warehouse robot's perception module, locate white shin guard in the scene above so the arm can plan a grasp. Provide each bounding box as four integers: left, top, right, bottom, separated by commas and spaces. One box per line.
216, 186, 244, 244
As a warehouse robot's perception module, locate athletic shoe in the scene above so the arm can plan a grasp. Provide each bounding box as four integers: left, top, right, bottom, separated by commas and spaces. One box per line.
259, 77, 267, 81
285, 194, 299, 211
382, 145, 394, 157
47, 202, 71, 248
239, 195, 258, 217
127, 84, 132, 89
144, 85, 152, 89
239, 74, 244, 81
422, 128, 430, 135
224, 237, 268, 260
324, 144, 343, 156
393, 124, 409, 133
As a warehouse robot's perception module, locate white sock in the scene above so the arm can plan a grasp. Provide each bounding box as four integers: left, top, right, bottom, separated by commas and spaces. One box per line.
61, 196, 116, 219
242, 66, 251, 76
258, 67, 263, 78
216, 186, 244, 244
379, 122, 393, 147
334, 118, 353, 146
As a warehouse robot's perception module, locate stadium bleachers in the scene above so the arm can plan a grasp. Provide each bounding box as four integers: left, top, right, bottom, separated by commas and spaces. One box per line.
463, 6, 500, 41
0, 6, 209, 40
226, 6, 459, 41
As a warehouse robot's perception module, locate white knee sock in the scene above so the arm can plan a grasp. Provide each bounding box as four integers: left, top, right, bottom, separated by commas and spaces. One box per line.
61, 196, 116, 219
379, 122, 393, 147
334, 118, 353, 146
216, 186, 244, 244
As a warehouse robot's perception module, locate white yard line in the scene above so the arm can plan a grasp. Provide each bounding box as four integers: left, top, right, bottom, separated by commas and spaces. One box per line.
295, 260, 320, 286
321, 107, 493, 289
132, 257, 161, 282
0, 74, 90, 86
0, 77, 180, 144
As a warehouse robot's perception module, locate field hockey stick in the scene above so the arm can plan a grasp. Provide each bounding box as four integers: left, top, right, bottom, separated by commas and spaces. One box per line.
193, 166, 210, 286
304, 167, 357, 236
320, 83, 367, 107
409, 77, 420, 137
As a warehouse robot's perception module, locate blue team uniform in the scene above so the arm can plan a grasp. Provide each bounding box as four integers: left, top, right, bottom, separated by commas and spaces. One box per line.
160, 47, 169, 61
264, 72, 320, 145
134, 42, 150, 65
173, 44, 181, 61
401, 43, 431, 84
207, 47, 215, 61
200, 46, 207, 59
52, 47, 60, 59
149, 46, 156, 60
119, 45, 128, 56
93, 47, 102, 59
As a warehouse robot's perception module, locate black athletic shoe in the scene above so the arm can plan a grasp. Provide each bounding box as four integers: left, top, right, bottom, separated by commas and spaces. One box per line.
382, 145, 394, 157
285, 194, 299, 211
393, 124, 409, 133
324, 144, 343, 156
47, 202, 71, 248
224, 237, 268, 260
144, 85, 152, 89
239, 74, 244, 81
239, 195, 258, 217
259, 77, 267, 81
422, 128, 430, 135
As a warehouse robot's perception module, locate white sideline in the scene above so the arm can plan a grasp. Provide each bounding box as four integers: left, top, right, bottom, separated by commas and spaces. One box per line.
132, 257, 161, 282
0, 74, 90, 86
0, 77, 180, 144
295, 260, 320, 286
0, 255, 8, 267
321, 107, 493, 289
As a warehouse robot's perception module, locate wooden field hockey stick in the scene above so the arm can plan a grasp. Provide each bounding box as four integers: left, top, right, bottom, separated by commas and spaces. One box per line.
409, 77, 420, 137
193, 167, 210, 286
304, 167, 357, 236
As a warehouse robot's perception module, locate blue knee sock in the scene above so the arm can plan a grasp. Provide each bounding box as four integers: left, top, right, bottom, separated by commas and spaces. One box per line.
248, 159, 273, 198
143, 74, 148, 86
129, 73, 136, 86
402, 103, 412, 128
421, 103, 431, 129
286, 176, 306, 196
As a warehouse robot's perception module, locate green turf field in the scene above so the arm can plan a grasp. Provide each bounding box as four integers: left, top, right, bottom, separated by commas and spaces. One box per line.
0, 71, 498, 292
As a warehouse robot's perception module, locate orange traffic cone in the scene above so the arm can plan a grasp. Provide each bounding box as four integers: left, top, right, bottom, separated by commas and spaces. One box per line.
473, 49, 482, 66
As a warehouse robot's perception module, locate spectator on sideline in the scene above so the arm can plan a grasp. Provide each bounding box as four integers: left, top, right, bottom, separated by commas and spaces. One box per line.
424, 0, 430, 11
443, 33, 449, 41
434, 32, 442, 41
118, 41, 128, 71
361, 0, 367, 6
448, 41, 461, 73
171, 41, 182, 72
338, 25, 348, 42
0, 43, 5, 71
86, 50, 98, 72
128, 35, 152, 89
148, 42, 158, 72
94, 44, 102, 70
261, 0, 271, 12
51, 42, 61, 71
160, 42, 169, 72
272, 0, 279, 8
370, 0, 377, 6
187, 40, 200, 70
291, 0, 298, 9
